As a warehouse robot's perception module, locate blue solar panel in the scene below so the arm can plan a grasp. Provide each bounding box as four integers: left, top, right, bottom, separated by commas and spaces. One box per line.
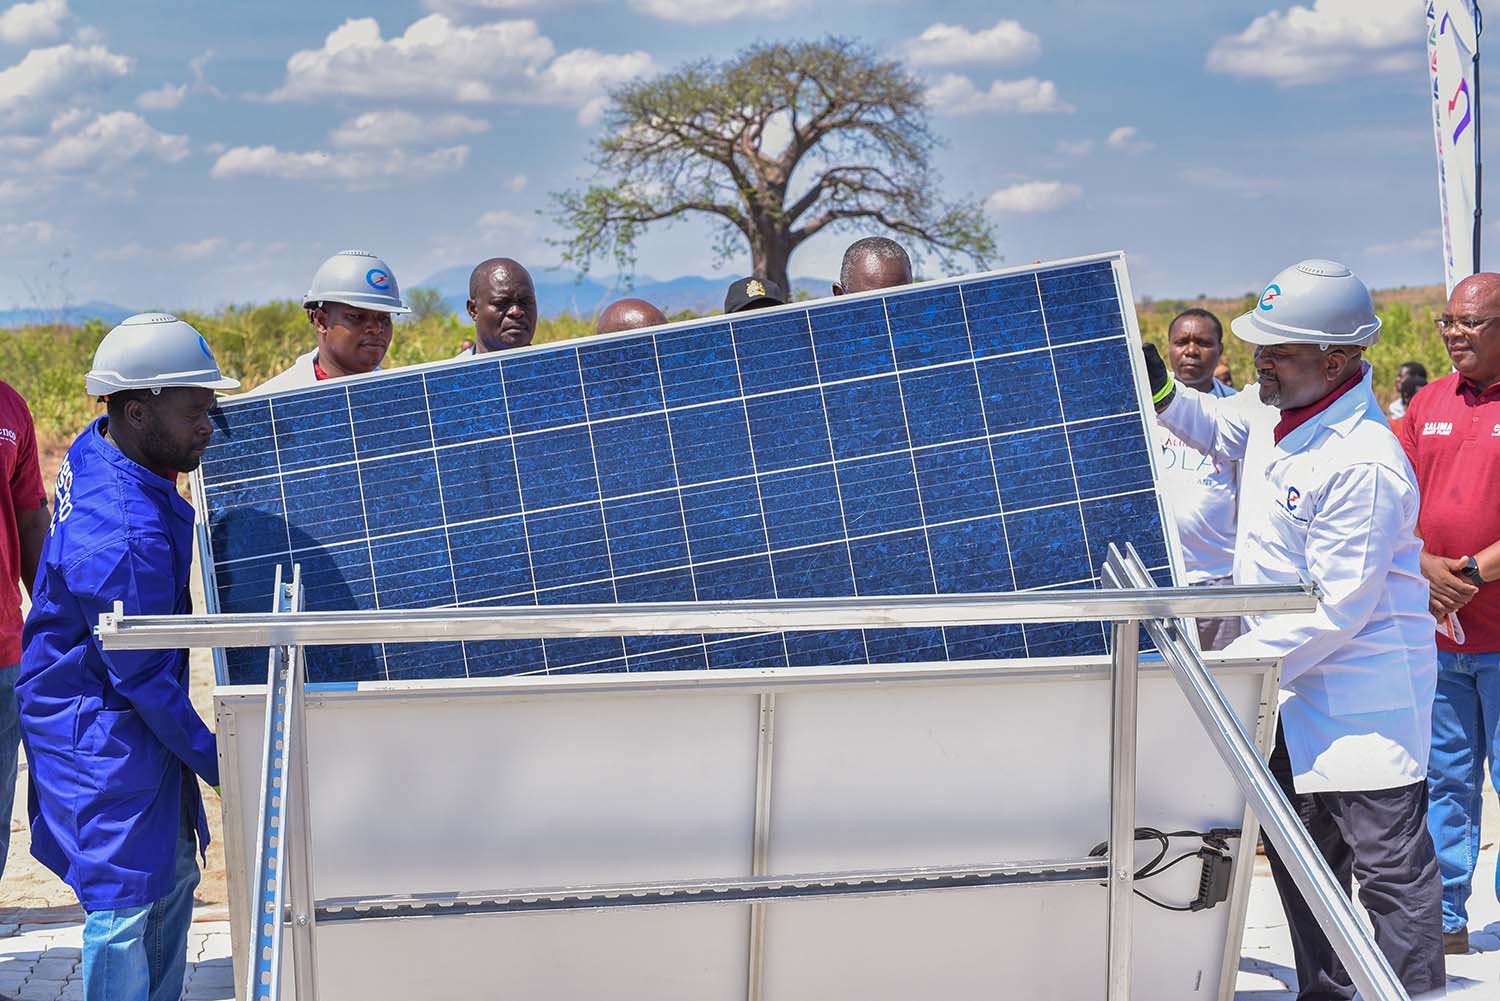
196, 254, 1177, 685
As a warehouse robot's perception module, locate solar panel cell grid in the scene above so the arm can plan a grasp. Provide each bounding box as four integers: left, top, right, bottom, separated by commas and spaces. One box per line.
199, 255, 1175, 685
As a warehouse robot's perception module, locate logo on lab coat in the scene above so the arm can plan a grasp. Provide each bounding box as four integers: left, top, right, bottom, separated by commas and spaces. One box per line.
51, 457, 73, 533
1285, 486, 1300, 511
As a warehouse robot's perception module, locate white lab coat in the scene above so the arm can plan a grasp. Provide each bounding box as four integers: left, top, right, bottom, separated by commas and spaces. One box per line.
240, 349, 380, 397
1158, 363, 1436, 794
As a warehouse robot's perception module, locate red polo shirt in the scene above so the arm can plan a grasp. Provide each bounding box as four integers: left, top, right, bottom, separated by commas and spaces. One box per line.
0, 381, 46, 665
1398, 371, 1500, 652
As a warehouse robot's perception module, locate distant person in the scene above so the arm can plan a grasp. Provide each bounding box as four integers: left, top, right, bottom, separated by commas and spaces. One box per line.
0, 380, 47, 906
465, 258, 538, 354
1387, 360, 1428, 427
1213, 359, 1233, 385
1396, 274, 1500, 956
832, 236, 913, 295
459, 337, 476, 354
596, 298, 667, 335
1152, 309, 1242, 650
20, 314, 237, 1001
249, 250, 410, 395
724, 276, 785, 314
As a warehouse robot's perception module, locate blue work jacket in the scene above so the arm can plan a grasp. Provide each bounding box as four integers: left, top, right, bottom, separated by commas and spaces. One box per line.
18, 417, 218, 910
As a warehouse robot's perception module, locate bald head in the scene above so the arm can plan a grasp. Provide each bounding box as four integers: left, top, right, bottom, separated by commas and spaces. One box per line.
467, 257, 538, 352
1442, 271, 1500, 389
834, 237, 913, 296
596, 298, 667, 335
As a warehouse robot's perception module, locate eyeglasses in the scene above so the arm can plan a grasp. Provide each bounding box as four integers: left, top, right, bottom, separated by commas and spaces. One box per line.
1435, 315, 1500, 333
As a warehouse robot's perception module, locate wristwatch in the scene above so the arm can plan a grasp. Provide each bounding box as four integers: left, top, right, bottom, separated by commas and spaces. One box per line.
1461, 556, 1486, 586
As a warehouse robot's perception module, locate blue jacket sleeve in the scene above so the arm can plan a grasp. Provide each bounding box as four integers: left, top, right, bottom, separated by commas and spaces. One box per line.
70, 538, 219, 787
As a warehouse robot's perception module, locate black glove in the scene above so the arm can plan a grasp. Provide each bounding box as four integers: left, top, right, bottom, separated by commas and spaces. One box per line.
1142, 343, 1173, 407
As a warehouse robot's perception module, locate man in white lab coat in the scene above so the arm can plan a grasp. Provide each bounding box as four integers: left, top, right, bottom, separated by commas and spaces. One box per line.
1146, 260, 1443, 1000
248, 250, 410, 396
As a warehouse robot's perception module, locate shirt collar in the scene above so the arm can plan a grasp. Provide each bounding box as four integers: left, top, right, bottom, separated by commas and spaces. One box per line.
1457, 374, 1500, 400
1272, 362, 1372, 447
88, 417, 196, 521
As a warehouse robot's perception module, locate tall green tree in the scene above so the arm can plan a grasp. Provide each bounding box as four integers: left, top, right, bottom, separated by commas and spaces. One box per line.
553, 37, 997, 292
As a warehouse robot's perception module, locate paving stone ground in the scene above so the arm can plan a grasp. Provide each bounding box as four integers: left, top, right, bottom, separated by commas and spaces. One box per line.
0, 919, 230, 1001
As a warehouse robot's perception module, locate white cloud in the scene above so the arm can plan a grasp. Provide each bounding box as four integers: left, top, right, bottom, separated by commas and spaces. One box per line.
509, 173, 527, 191
97, 240, 145, 261
329, 111, 489, 147
136, 82, 186, 110
985, 180, 1081, 214
1055, 139, 1093, 156
1366, 229, 1442, 256
35, 110, 188, 170
0, 219, 60, 242
927, 74, 1073, 115
1207, 0, 1422, 86
901, 19, 1041, 67
1178, 165, 1280, 198
424, 0, 571, 14
268, 15, 651, 122
0, 43, 131, 124
538, 47, 655, 124
0, 0, 69, 46
478, 208, 533, 233
1106, 125, 1153, 153
627, 0, 791, 22
172, 237, 226, 260
210, 143, 471, 182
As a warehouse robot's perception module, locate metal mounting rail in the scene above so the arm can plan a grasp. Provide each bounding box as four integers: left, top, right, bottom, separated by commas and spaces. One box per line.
1106, 545, 1408, 1001
311, 857, 1108, 922
97, 584, 1316, 649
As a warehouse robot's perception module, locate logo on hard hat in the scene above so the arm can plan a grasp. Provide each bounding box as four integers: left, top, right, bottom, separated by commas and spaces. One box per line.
1259, 284, 1282, 311
745, 279, 766, 298
365, 268, 391, 291
196, 335, 214, 361
1286, 487, 1300, 512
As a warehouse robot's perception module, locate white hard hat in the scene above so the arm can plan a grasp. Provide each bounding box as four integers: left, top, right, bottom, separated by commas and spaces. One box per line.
1230, 259, 1381, 348
302, 249, 411, 314
85, 313, 240, 396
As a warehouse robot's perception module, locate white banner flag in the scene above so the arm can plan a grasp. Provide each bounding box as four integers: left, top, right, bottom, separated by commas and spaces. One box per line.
1428, 0, 1482, 293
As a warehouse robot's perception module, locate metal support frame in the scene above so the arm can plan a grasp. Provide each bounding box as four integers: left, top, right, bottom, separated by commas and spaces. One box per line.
98, 548, 1408, 1001
244, 568, 319, 1001
1105, 545, 1407, 1001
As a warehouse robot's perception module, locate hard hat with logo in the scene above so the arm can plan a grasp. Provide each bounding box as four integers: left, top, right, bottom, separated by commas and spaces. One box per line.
302, 249, 411, 314
1230, 259, 1381, 348
85, 313, 240, 396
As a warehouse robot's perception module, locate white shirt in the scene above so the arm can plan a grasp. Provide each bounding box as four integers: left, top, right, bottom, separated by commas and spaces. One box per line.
239, 349, 380, 397
1154, 379, 1239, 582
1158, 364, 1436, 794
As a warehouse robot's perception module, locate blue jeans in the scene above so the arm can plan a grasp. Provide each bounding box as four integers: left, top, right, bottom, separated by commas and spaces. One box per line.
0, 663, 18, 886
81, 774, 201, 1001
1426, 649, 1500, 933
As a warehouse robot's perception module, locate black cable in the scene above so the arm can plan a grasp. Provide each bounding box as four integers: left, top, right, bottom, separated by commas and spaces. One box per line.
1089, 826, 1241, 913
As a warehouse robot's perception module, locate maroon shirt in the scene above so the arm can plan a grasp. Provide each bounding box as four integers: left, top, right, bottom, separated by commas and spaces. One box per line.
1397, 371, 1500, 652
0, 381, 45, 665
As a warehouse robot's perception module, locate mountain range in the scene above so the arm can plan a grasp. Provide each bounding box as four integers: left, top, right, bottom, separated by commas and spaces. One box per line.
0, 270, 835, 329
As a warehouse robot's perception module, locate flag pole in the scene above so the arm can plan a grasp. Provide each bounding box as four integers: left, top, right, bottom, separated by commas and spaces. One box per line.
1474, 1, 1485, 274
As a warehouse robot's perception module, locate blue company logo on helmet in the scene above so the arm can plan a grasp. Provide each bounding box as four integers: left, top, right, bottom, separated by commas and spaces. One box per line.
196, 334, 214, 360
365, 268, 392, 291
1286, 486, 1301, 512
1258, 284, 1282, 311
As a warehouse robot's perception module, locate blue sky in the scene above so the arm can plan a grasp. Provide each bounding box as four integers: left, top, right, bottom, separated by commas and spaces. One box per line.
0, 0, 1471, 311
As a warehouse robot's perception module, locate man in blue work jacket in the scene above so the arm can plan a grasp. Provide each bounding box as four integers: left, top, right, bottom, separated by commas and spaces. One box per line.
18, 313, 238, 1001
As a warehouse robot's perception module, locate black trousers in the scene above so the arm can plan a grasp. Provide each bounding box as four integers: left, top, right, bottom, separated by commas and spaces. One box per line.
1263, 722, 1445, 1001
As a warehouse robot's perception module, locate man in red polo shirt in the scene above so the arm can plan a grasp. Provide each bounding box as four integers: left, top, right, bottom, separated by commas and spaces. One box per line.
1398, 271, 1500, 955
0, 380, 48, 900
